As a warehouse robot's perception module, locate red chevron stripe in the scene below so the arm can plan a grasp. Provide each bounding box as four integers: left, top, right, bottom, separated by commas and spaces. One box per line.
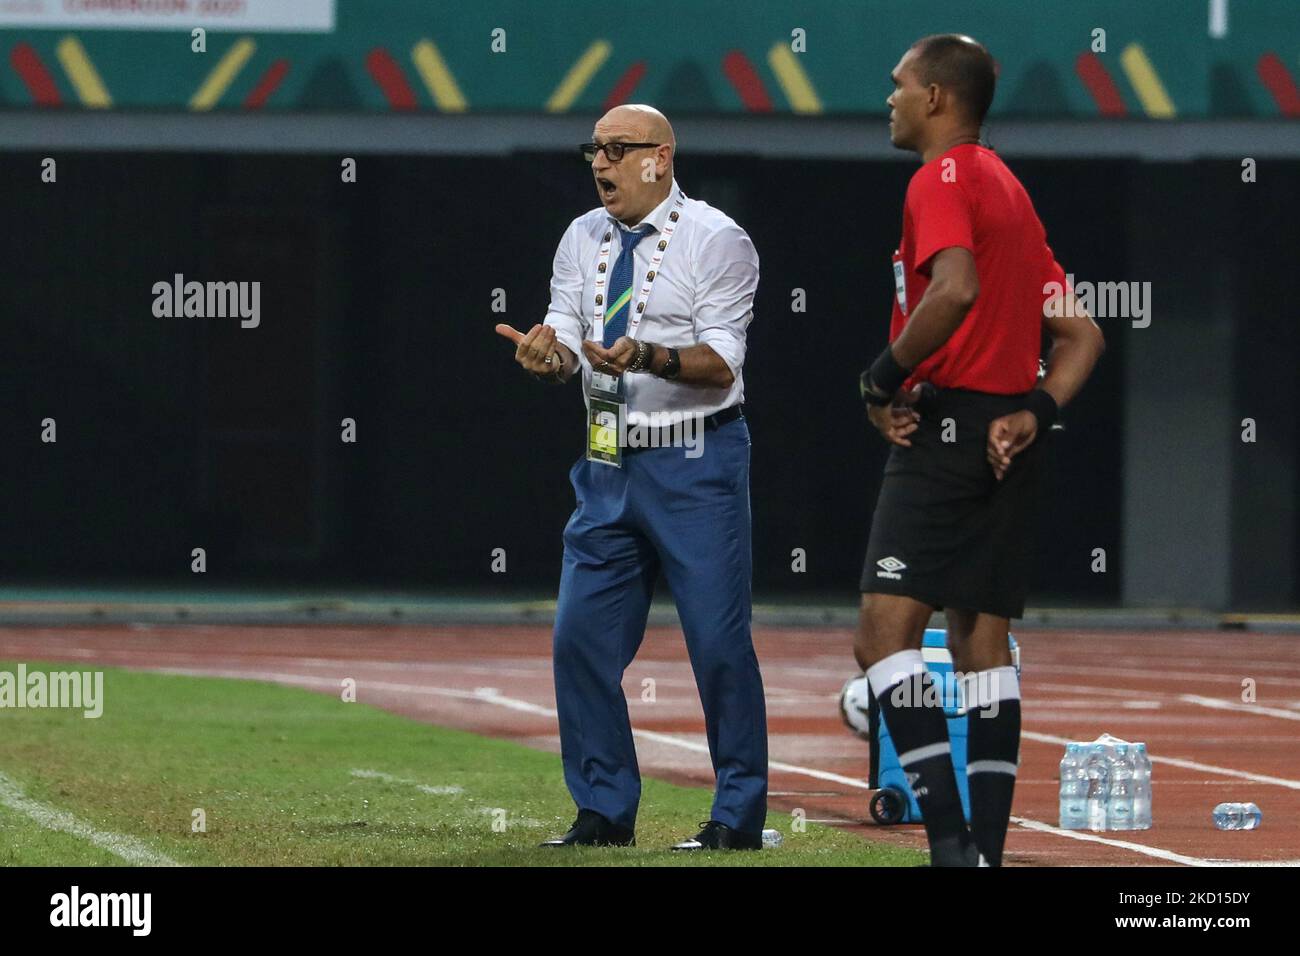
366, 47, 417, 111
11, 43, 61, 107
1257, 52, 1300, 117
244, 59, 290, 109
1075, 51, 1126, 116
603, 61, 646, 110
723, 50, 773, 112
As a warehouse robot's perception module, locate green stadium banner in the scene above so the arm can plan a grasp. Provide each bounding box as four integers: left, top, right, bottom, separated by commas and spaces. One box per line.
1, 0, 1297, 117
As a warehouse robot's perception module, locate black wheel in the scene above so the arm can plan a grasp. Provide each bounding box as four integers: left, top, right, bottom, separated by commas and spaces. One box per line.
869, 787, 907, 825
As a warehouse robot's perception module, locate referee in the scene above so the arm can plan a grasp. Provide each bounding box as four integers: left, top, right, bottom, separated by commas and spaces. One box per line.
856, 36, 1104, 866
496, 105, 768, 851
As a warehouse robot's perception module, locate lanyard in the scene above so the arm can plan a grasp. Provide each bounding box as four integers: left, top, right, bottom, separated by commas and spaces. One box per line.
591, 190, 686, 344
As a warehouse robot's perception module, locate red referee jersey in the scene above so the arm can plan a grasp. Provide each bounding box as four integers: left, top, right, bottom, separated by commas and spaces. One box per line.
890, 144, 1067, 394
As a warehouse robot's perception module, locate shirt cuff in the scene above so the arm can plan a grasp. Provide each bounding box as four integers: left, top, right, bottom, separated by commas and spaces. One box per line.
696, 328, 745, 378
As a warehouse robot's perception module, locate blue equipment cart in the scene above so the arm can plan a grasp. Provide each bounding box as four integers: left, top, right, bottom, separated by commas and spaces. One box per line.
867, 628, 1020, 826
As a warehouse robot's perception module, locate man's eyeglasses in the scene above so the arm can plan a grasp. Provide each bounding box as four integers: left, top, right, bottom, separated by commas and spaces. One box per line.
579, 142, 660, 163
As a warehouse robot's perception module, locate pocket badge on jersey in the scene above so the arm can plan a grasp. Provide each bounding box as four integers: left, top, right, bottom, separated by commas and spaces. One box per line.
892, 249, 908, 316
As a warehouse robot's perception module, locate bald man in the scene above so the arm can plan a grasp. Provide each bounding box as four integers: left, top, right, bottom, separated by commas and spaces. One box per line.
496, 105, 768, 851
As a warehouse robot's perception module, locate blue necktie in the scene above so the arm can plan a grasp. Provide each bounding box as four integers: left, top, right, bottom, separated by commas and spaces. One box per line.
603, 224, 654, 347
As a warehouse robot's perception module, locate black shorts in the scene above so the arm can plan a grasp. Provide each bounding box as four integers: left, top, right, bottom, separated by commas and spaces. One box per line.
860, 387, 1050, 619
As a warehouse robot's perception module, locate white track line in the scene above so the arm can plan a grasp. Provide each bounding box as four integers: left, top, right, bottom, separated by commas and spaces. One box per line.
0, 769, 180, 867
1027, 662, 1300, 688
148, 667, 1298, 865
1021, 730, 1300, 790
457, 691, 1277, 866
153, 668, 1300, 789
1035, 681, 1300, 723
1008, 816, 1296, 867
1179, 694, 1300, 722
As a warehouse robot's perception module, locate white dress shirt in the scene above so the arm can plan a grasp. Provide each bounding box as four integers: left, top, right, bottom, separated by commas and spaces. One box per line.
544, 179, 758, 424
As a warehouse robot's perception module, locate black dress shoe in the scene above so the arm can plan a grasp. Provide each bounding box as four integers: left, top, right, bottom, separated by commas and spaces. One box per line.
671, 820, 762, 851
539, 809, 635, 847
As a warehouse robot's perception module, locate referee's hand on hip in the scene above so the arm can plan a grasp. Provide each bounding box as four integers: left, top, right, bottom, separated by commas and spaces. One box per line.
986, 410, 1038, 481
866, 383, 924, 448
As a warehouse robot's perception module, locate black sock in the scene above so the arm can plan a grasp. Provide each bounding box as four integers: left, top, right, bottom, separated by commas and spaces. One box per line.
963, 665, 1021, 867
869, 653, 972, 865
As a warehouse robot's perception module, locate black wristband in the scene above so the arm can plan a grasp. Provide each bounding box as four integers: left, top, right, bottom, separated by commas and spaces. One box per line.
1024, 388, 1059, 431
859, 370, 890, 406
860, 346, 911, 406
659, 347, 682, 380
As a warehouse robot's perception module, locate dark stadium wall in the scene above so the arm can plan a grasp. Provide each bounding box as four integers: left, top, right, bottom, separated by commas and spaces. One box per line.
5, 151, 1291, 609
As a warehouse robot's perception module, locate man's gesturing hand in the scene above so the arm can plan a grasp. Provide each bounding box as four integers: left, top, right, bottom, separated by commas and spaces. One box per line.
582, 336, 637, 375
866, 383, 923, 448
496, 323, 565, 376
986, 410, 1038, 481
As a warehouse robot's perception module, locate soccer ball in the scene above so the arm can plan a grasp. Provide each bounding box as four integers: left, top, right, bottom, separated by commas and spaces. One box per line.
838, 673, 873, 740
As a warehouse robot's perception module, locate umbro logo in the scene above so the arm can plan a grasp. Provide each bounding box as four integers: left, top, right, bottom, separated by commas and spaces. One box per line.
876, 556, 906, 580
904, 771, 928, 798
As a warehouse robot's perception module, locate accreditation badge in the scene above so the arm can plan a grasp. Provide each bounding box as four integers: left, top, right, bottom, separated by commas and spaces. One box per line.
892, 248, 908, 316
587, 371, 624, 467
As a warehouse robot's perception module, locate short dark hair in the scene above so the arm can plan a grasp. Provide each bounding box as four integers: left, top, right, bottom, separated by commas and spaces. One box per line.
909, 34, 996, 124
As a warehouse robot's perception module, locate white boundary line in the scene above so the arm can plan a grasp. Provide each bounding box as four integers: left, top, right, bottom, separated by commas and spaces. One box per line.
1008, 816, 1297, 867
1021, 730, 1300, 790
1034, 681, 1300, 722
349, 768, 541, 826
0, 769, 180, 867
349, 769, 462, 795
1179, 694, 1300, 722
148, 667, 1300, 866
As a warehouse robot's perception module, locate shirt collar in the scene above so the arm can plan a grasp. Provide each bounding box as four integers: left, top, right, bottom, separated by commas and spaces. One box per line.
608, 179, 681, 234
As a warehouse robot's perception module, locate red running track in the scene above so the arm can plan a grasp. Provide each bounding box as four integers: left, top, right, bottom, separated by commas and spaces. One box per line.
2, 624, 1297, 866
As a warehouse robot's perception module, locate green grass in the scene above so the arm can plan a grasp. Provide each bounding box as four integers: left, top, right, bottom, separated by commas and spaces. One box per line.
0, 662, 922, 867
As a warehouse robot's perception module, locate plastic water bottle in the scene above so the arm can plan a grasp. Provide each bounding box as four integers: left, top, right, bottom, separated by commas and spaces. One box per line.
1106, 743, 1135, 831
1212, 803, 1262, 830
1058, 743, 1088, 829
761, 828, 783, 848
1084, 744, 1110, 831
1132, 743, 1152, 829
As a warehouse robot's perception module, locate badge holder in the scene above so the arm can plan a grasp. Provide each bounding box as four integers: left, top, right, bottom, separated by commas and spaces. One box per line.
892, 248, 908, 316
587, 370, 625, 468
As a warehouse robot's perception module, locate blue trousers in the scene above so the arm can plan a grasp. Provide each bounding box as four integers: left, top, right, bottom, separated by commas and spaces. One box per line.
552, 417, 769, 834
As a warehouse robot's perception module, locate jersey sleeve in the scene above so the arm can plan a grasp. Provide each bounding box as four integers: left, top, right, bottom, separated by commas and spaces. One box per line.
908, 162, 975, 276
1040, 239, 1072, 306
1042, 229, 1067, 287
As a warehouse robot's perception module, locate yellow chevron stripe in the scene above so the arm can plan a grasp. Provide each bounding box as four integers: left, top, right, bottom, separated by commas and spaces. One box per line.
189, 38, 256, 111
546, 40, 610, 113
56, 36, 111, 108
768, 43, 823, 114
605, 287, 632, 322
412, 38, 467, 112
1120, 43, 1176, 118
